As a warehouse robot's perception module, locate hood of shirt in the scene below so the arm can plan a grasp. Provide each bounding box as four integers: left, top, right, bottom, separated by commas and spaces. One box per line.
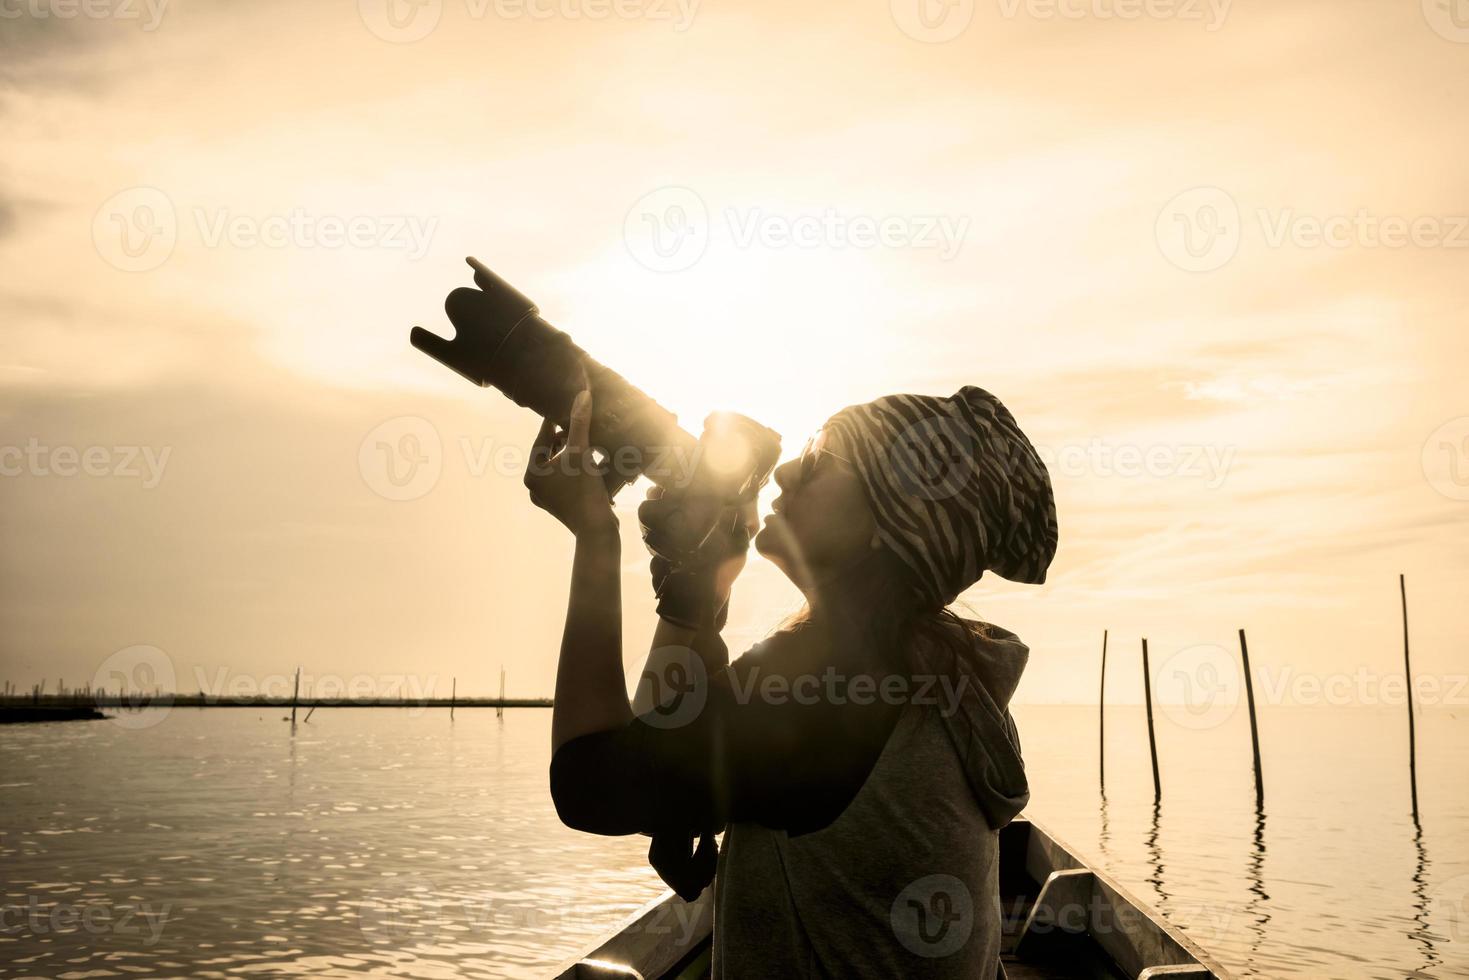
911, 617, 1030, 830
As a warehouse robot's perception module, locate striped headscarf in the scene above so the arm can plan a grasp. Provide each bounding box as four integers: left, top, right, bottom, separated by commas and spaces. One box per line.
822, 386, 1058, 608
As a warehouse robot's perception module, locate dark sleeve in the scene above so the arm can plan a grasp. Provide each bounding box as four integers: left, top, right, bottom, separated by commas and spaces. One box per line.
549, 646, 901, 838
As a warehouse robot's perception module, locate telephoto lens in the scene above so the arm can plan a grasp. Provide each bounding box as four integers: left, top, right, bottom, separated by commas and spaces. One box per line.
410, 257, 782, 557
412, 257, 696, 497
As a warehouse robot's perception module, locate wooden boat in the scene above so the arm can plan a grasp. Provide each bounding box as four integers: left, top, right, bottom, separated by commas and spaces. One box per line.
553, 816, 1229, 979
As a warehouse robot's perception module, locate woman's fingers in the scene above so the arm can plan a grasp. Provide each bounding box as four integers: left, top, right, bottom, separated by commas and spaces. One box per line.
566, 388, 592, 453
517, 390, 617, 536
736, 499, 760, 537
530, 417, 559, 473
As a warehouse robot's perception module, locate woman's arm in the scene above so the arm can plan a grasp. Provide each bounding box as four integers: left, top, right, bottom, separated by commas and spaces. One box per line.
520, 389, 633, 753
551, 525, 631, 753
648, 618, 729, 671
548, 634, 904, 839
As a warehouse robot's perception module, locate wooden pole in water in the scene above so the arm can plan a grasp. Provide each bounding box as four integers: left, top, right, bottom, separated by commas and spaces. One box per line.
497, 666, 506, 719
1238, 628, 1264, 805
1099, 629, 1108, 786
1142, 638, 1161, 802
450, 677, 456, 720
290, 666, 301, 725
1401, 573, 1419, 822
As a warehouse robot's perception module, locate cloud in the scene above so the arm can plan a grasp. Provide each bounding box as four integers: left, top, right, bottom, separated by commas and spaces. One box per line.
2, 0, 1467, 706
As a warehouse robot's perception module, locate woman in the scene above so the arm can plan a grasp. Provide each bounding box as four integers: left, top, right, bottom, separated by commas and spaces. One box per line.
526, 385, 1058, 978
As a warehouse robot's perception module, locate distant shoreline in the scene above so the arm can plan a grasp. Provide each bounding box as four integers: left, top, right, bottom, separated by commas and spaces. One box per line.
0, 696, 553, 714
0, 705, 109, 724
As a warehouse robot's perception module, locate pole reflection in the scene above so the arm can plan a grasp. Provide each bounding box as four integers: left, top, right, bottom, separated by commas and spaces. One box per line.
1408, 814, 1442, 978
1240, 799, 1271, 977
1145, 798, 1169, 914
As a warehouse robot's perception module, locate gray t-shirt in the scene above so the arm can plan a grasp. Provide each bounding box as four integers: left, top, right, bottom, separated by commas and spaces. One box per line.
549, 617, 1030, 975
712, 697, 1002, 979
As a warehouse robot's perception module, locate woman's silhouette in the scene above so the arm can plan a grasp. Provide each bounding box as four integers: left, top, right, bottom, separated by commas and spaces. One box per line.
525, 385, 1058, 978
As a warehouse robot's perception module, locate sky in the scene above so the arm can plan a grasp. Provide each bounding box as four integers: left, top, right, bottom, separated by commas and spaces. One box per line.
1, 0, 1466, 709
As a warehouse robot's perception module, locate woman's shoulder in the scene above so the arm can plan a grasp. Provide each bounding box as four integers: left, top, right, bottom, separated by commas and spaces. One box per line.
730, 622, 817, 668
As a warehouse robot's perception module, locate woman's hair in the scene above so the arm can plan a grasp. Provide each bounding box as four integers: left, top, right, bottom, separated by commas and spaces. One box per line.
775, 544, 979, 683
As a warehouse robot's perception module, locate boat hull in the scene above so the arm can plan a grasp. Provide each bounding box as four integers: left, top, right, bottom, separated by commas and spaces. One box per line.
552, 817, 1229, 979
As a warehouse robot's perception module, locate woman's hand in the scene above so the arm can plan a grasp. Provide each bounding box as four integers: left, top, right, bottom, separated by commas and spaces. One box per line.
524, 389, 617, 538
641, 487, 755, 629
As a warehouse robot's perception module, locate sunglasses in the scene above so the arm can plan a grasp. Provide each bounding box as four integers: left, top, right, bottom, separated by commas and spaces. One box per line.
796, 428, 855, 487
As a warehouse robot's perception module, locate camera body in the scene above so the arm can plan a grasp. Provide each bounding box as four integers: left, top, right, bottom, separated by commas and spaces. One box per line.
411, 258, 781, 558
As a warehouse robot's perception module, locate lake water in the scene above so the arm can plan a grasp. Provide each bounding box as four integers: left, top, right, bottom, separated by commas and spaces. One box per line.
2, 705, 1466, 979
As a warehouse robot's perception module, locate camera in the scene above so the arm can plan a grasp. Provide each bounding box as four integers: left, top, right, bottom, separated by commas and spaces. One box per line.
411, 258, 781, 560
